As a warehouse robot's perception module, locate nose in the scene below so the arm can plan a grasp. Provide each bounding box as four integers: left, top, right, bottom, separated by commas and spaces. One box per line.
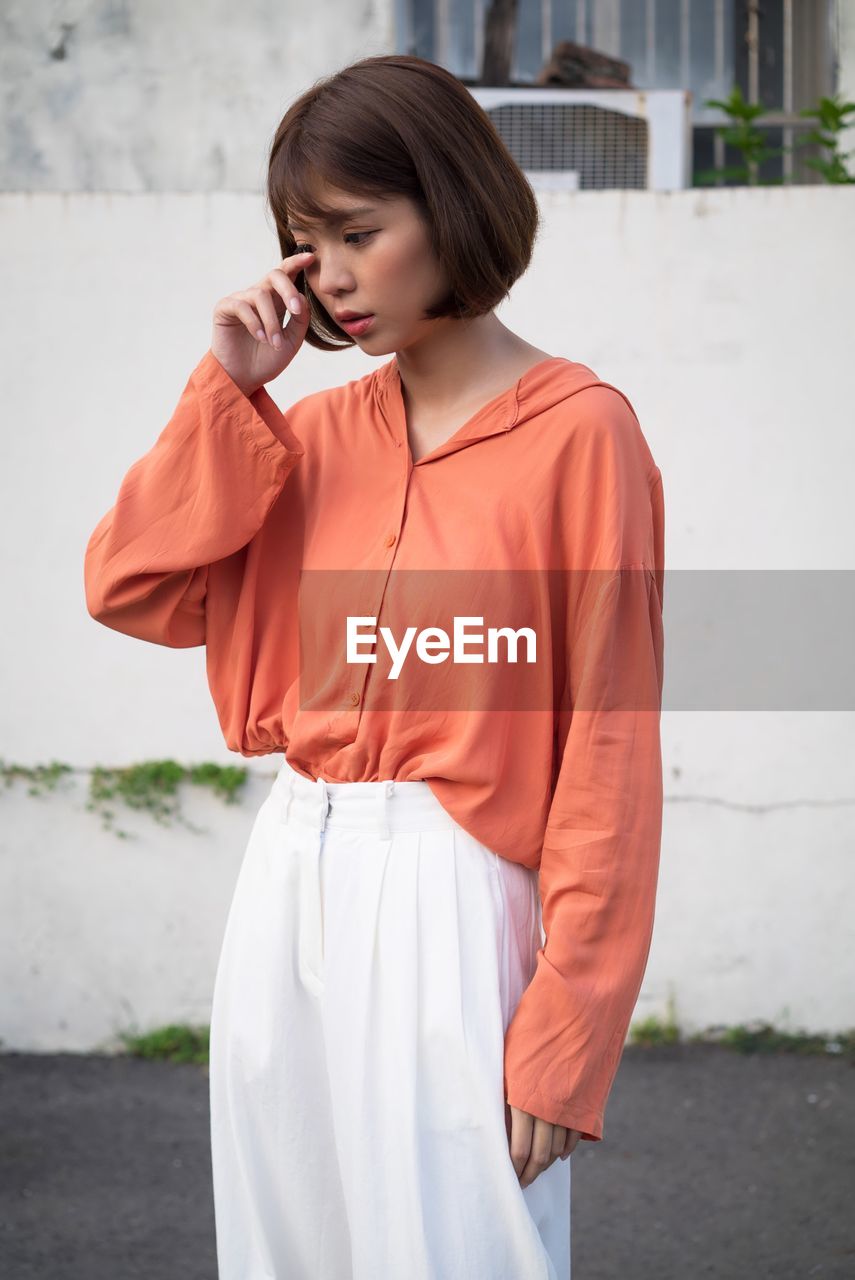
312, 247, 356, 300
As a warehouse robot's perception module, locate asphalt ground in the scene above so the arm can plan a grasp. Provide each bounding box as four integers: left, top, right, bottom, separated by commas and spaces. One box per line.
1, 1043, 853, 1279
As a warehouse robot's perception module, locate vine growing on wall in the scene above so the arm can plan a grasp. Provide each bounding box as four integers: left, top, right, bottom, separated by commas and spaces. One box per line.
0, 757, 251, 839
0, 760, 74, 795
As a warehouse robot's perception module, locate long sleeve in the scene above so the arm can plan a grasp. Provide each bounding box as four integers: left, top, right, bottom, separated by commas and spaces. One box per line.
503, 385, 665, 1142
84, 349, 304, 647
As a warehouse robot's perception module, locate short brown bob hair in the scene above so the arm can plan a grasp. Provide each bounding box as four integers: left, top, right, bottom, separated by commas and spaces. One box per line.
266, 54, 541, 352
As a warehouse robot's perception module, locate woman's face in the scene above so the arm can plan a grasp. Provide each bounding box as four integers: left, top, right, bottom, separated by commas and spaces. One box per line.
287, 183, 452, 353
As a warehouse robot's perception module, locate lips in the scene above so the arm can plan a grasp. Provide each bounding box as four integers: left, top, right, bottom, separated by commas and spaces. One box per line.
338, 313, 375, 336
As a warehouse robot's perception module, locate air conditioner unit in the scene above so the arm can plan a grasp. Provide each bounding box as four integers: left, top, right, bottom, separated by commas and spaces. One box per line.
467, 88, 693, 191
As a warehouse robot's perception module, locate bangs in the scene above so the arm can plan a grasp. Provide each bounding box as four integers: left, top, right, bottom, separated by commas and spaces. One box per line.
273, 133, 401, 239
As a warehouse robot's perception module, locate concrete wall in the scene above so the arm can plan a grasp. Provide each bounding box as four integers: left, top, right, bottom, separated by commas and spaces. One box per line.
0, 0, 394, 191
2, 183, 854, 1050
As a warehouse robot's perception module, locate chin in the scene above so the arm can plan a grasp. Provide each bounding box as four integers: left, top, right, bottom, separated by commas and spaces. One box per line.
352, 330, 392, 352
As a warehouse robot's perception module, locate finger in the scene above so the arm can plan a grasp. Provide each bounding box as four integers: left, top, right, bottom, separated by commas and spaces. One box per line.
227, 296, 270, 343
281, 250, 315, 267
551, 1125, 567, 1160
267, 266, 310, 321
277, 251, 315, 285
518, 1119, 552, 1188
519, 1147, 552, 1187
536, 1119, 559, 1172
252, 286, 286, 348
508, 1106, 533, 1178
561, 1129, 581, 1160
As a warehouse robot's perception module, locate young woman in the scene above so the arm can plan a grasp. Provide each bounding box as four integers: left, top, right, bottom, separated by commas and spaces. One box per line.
84, 54, 665, 1280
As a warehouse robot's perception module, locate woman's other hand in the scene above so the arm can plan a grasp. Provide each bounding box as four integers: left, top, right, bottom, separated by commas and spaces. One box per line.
506, 1102, 581, 1187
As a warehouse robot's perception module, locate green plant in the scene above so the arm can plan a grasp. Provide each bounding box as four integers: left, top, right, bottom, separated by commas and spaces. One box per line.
695, 84, 787, 186
85, 759, 249, 835
630, 1014, 681, 1047
630, 991, 681, 1046
0, 759, 74, 796
0, 755, 251, 837
88, 758, 186, 831
119, 1023, 210, 1065
716, 1019, 855, 1059
186, 761, 248, 802
113, 1016, 855, 1071
793, 92, 855, 183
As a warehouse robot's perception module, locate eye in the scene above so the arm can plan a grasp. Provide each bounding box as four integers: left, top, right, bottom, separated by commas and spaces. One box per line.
292, 231, 376, 255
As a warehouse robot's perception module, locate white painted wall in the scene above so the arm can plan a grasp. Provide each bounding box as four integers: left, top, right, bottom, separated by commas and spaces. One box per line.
2, 184, 854, 1050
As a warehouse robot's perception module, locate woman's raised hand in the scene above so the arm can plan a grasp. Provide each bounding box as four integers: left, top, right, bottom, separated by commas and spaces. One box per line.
210, 251, 316, 397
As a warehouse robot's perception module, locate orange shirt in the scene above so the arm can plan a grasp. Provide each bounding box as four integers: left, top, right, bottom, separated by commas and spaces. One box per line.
84, 347, 665, 1142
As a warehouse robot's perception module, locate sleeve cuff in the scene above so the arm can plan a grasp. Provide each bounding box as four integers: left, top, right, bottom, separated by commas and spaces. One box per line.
192, 348, 307, 462
504, 1078, 604, 1142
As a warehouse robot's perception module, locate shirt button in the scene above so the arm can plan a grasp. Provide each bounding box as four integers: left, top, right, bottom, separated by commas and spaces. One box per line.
384, 533, 397, 547
349, 691, 361, 705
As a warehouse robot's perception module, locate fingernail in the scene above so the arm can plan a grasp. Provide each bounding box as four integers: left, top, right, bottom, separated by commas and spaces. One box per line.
272, 333, 282, 347
288, 297, 301, 314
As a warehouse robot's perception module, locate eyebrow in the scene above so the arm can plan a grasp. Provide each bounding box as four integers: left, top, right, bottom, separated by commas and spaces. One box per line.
287, 205, 378, 231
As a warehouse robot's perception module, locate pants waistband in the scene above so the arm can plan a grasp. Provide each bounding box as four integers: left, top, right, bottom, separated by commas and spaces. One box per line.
271, 756, 459, 837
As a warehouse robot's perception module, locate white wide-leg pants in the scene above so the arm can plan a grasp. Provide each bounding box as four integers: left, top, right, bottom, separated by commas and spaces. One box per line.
209, 756, 572, 1279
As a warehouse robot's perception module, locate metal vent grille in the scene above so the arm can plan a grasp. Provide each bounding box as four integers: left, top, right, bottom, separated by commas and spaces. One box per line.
484, 102, 648, 190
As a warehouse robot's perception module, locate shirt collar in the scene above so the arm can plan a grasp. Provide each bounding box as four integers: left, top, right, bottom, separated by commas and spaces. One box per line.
375, 355, 584, 465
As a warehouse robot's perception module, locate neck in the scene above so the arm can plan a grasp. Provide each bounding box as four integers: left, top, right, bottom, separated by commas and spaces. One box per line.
393, 314, 537, 417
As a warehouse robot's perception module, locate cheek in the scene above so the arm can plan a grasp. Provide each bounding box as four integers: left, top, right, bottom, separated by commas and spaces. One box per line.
374, 240, 442, 295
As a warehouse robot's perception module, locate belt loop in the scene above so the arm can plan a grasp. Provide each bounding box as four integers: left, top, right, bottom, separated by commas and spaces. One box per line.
377, 779, 394, 840
317, 777, 330, 833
